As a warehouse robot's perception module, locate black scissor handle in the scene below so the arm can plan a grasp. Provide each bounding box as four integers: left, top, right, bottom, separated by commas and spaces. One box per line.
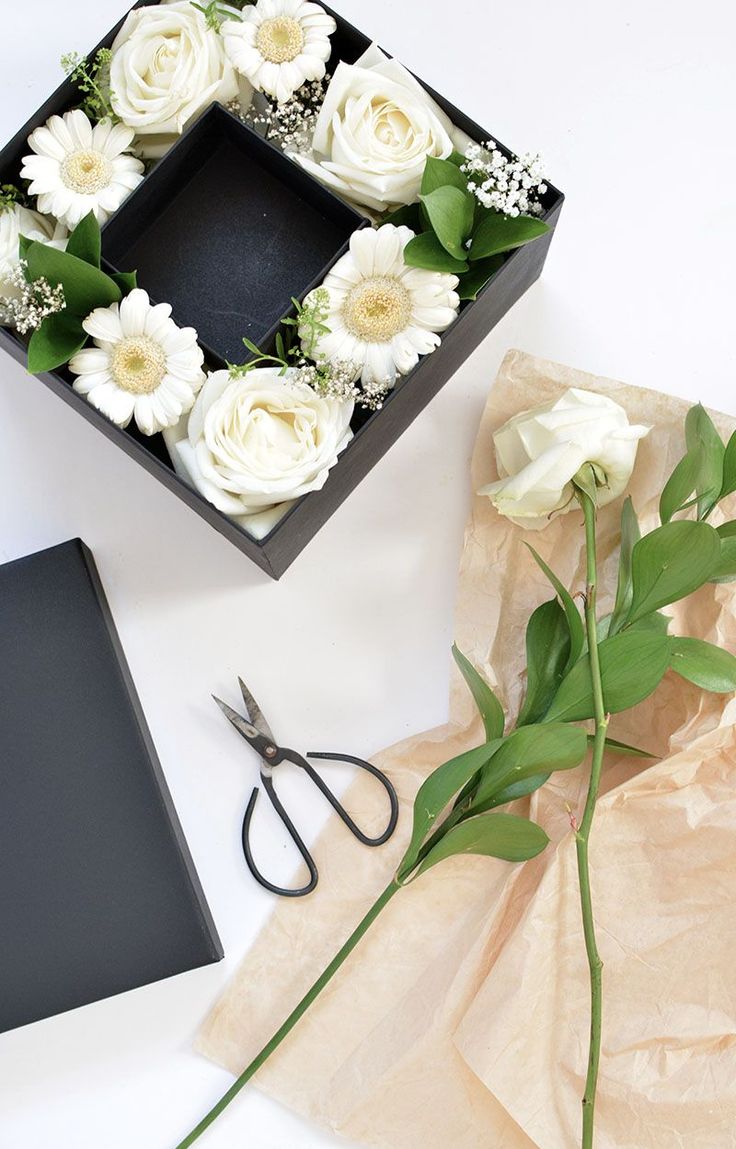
241, 780, 318, 898
304, 752, 399, 847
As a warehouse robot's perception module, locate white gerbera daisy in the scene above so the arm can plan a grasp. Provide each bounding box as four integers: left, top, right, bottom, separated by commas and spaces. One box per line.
20, 110, 144, 230
69, 288, 206, 436
303, 224, 460, 390
221, 0, 336, 105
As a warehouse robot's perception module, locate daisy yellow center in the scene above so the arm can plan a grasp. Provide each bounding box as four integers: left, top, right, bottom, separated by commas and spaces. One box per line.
256, 17, 305, 64
60, 150, 112, 194
110, 336, 166, 395
343, 276, 412, 342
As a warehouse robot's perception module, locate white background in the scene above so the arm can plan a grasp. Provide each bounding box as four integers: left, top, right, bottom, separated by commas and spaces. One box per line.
1, 2, 735, 1146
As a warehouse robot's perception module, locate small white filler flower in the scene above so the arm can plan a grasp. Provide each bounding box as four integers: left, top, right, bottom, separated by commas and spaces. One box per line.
68, 288, 205, 436
21, 110, 144, 230
303, 224, 460, 390
221, 0, 336, 105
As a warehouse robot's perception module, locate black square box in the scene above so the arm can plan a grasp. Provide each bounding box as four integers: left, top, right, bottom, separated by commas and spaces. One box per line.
0, 2, 564, 579
101, 103, 367, 365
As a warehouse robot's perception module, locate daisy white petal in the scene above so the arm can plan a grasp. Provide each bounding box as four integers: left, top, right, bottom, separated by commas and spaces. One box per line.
222, 0, 336, 103
70, 291, 205, 435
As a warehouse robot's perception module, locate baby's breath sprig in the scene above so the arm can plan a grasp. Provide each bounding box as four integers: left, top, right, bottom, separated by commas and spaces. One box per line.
0, 184, 28, 214
461, 141, 548, 218
0, 262, 66, 335
229, 74, 329, 153
61, 48, 118, 124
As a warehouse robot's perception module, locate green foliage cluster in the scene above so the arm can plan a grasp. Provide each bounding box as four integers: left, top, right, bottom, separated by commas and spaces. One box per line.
229, 290, 329, 377
384, 154, 550, 302
0, 183, 28, 214
394, 403, 736, 886
21, 212, 136, 374
61, 49, 117, 124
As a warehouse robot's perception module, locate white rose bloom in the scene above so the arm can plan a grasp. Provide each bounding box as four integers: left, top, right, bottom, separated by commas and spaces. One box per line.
296, 43, 469, 214
479, 388, 650, 529
0, 204, 67, 311
165, 368, 353, 538
109, 0, 249, 158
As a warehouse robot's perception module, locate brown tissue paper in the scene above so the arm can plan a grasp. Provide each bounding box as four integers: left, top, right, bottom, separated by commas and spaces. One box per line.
198, 350, 736, 1148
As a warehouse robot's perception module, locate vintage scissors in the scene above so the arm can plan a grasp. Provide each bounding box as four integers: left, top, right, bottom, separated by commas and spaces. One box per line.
213, 678, 399, 898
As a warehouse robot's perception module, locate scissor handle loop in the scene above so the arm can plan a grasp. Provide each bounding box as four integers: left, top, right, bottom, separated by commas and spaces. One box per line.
241, 782, 318, 898
303, 751, 399, 846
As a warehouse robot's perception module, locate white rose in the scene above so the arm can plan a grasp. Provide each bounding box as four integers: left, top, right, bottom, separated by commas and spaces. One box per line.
165, 368, 353, 538
479, 388, 650, 528
110, 0, 250, 158
296, 43, 469, 214
0, 204, 67, 311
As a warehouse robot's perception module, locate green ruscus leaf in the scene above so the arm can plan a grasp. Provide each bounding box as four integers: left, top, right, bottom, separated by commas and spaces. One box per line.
25, 239, 120, 317
468, 212, 549, 261
517, 599, 571, 725
457, 255, 504, 301
64, 211, 101, 267
403, 231, 469, 274
418, 185, 474, 260
669, 637, 736, 693
608, 497, 641, 636
470, 723, 588, 814
413, 811, 549, 877
397, 740, 503, 881
626, 520, 721, 623
474, 772, 551, 810
660, 404, 725, 522
421, 155, 468, 196
545, 631, 672, 723
27, 313, 87, 374
719, 431, 736, 501
711, 521, 736, 584
452, 644, 505, 741
524, 544, 585, 671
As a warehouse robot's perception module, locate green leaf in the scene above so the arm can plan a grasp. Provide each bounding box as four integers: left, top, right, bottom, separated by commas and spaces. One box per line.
397, 740, 503, 880
685, 404, 724, 519
669, 637, 736, 693
419, 185, 474, 260
525, 544, 585, 671
711, 521, 736, 583
469, 212, 549, 261
447, 150, 466, 166
608, 497, 640, 636
421, 156, 468, 196
475, 772, 551, 810
25, 240, 120, 317
471, 723, 588, 813
593, 735, 658, 759
18, 233, 34, 259
64, 212, 101, 267
626, 520, 721, 624
545, 631, 672, 723
403, 231, 469, 273
414, 812, 549, 877
457, 255, 504, 300
381, 203, 422, 230
660, 451, 700, 525
452, 644, 505, 741
110, 270, 137, 293
720, 431, 736, 501
27, 313, 88, 374
517, 599, 571, 726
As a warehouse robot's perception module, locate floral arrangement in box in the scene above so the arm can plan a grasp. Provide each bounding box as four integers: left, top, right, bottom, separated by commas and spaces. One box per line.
0, 0, 552, 540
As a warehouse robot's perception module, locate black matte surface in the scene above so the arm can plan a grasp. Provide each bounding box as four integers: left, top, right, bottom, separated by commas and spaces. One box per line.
0, 540, 222, 1033
102, 105, 364, 364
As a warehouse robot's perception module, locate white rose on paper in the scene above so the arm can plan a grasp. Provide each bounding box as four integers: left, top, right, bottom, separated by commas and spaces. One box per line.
165, 368, 353, 538
0, 204, 67, 313
479, 388, 650, 528
109, 0, 249, 158
296, 43, 469, 214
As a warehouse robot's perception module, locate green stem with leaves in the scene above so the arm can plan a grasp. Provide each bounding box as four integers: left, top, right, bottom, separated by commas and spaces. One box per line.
576, 492, 609, 1149
173, 880, 400, 1149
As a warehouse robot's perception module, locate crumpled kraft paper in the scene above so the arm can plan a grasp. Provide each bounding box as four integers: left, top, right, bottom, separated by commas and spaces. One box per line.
198, 350, 736, 1149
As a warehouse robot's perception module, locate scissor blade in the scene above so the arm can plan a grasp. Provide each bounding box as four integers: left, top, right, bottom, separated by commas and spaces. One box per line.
212, 695, 261, 743
238, 677, 276, 743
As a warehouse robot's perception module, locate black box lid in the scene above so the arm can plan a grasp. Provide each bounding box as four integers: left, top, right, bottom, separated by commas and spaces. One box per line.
0, 539, 222, 1033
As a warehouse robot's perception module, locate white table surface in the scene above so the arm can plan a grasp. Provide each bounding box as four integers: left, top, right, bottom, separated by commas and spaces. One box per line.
1, 2, 734, 1146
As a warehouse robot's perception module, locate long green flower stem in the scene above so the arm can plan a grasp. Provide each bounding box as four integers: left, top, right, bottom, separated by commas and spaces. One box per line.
576, 493, 609, 1149
173, 880, 400, 1148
